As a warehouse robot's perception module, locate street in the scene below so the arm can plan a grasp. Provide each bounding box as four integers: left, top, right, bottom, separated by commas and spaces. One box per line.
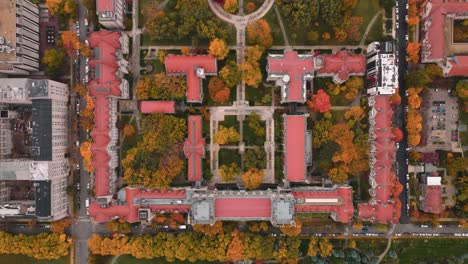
395, 0, 410, 224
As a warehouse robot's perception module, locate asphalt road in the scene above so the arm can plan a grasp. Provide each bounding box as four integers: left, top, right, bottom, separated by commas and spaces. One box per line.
72, 1, 92, 264
395, 0, 410, 224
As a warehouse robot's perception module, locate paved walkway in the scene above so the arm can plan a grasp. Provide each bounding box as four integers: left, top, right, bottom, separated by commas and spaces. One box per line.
360, 9, 385, 46
130, 0, 142, 133
274, 5, 290, 47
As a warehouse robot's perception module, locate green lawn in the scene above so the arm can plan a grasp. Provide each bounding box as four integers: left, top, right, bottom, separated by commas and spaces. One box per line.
219, 115, 240, 131
460, 111, 468, 146
365, 15, 384, 45
0, 254, 69, 264
353, 0, 381, 39
243, 120, 266, 146
330, 110, 347, 124
386, 238, 468, 263
218, 148, 241, 167
112, 255, 220, 264
263, 8, 285, 46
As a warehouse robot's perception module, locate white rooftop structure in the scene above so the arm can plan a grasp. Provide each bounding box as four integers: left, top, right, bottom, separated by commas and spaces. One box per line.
427, 176, 441, 186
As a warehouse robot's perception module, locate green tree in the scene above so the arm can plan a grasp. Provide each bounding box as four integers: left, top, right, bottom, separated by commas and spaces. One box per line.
279, 0, 319, 29
243, 147, 266, 169
406, 69, 431, 87
42, 48, 66, 78
313, 119, 333, 147
220, 61, 241, 88
219, 162, 241, 182
319, 0, 344, 27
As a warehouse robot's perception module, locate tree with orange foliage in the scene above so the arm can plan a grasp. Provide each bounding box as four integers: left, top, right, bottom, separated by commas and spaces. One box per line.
105, 218, 132, 234
246, 2, 256, 13
192, 221, 223, 237
392, 127, 404, 142
407, 91, 422, 110
51, 218, 71, 233
408, 133, 421, 147
280, 220, 302, 236
407, 42, 421, 63
123, 124, 135, 137
344, 106, 365, 122
322, 32, 331, 40
246, 19, 273, 48
406, 16, 420, 27
241, 168, 264, 190
74, 84, 87, 97
208, 77, 230, 104
79, 141, 93, 172
226, 230, 245, 261
60, 31, 81, 57
307, 89, 331, 113
333, 27, 348, 43
208, 38, 229, 60
46, 0, 76, 18
390, 90, 402, 105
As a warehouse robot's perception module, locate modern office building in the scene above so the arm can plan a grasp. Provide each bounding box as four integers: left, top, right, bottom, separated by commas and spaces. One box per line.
0, 0, 40, 75
97, 0, 126, 29
366, 42, 398, 95
0, 79, 69, 221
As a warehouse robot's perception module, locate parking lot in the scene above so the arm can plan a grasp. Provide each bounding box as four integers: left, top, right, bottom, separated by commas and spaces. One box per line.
414, 89, 462, 153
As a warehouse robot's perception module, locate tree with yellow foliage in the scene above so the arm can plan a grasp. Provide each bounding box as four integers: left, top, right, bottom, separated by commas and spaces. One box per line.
208, 38, 229, 60
192, 221, 223, 237
328, 167, 348, 184
46, 0, 76, 18
213, 125, 240, 145
240, 61, 262, 88
280, 220, 302, 236
307, 238, 319, 256
219, 162, 241, 182
319, 239, 333, 258
241, 168, 264, 190
224, 0, 239, 14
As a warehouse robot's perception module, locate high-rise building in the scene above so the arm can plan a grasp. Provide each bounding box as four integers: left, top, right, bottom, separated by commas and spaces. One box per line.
97, 0, 126, 30
0, 79, 69, 221
0, 0, 40, 75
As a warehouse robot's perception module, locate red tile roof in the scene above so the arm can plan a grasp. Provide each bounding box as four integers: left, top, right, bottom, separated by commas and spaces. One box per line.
267, 51, 314, 102
88, 30, 124, 197
140, 101, 175, 114
89, 188, 190, 223
358, 95, 400, 224
318, 51, 366, 82
97, 0, 115, 12
421, 0, 468, 62
165, 55, 217, 103
421, 184, 442, 214
284, 115, 306, 182
183, 116, 205, 181
293, 186, 354, 223
214, 198, 271, 218
446, 56, 468, 76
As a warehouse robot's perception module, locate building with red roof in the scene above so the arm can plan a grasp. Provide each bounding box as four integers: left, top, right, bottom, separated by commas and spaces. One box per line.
358, 95, 401, 224
420, 176, 442, 214
420, 0, 468, 76
140, 101, 175, 114
420, 185, 442, 214
184, 116, 205, 182
315, 51, 366, 84
97, 0, 125, 29
293, 186, 354, 223
266, 51, 314, 103
165, 55, 218, 103
88, 30, 129, 198
283, 114, 311, 182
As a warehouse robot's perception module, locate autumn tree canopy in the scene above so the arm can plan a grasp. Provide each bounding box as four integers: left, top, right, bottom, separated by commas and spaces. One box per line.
123, 124, 136, 137
208, 77, 231, 104
122, 114, 186, 189
219, 60, 241, 88
407, 42, 421, 63
105, 218, 132, 234
42, 48, 66, 77
243, 147, 266, 169
246, 19, 273, 48
79, 141, 93, 173
307, 89, 331, 113
223, 0, 239, 14
46, 0, 76, 18
219, 162, 241, 182
279, 220, 302, 237
242, 168, 264, 190
136, 73, 186, 100
208, 38, 229, 60
213, 125, 240, 145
